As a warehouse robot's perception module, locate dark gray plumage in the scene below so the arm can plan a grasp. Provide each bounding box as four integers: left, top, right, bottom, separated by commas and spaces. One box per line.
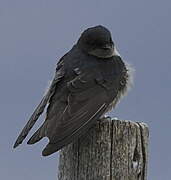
13, 25, 131, 156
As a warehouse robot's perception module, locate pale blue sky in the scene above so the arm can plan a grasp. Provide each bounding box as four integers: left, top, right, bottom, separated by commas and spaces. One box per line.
0, 0, 171, 179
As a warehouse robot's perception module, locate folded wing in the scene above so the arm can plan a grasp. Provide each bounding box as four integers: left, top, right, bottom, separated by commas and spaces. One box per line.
41, 72, 111, 156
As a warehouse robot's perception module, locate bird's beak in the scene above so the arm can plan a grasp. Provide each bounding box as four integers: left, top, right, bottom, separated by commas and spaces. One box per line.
102, 44, 120, 57
101, 44, 113, 50
88, 43, 120, 58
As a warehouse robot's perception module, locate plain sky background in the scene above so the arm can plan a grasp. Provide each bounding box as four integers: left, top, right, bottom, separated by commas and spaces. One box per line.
0, 0, 171, 179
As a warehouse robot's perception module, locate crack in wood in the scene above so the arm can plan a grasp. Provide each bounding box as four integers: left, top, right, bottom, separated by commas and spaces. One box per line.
110, 120, 113, 180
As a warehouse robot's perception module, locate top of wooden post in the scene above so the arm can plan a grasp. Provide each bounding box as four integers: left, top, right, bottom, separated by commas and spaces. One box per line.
58, 118, 149, 180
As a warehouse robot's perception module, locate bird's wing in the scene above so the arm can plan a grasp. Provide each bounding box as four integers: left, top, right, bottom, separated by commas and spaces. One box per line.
41, 71, 111, 156
13, 58, 65, 148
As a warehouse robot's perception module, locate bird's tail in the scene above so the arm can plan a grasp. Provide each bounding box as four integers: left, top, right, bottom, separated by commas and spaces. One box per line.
27, 122, 47, 145
13, 95, 50, 148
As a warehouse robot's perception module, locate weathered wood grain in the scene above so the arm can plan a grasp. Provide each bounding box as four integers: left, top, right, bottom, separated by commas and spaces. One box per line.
58, 118, 149, 180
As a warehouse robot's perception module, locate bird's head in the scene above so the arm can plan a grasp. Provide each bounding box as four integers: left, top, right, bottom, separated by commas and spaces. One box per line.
77, 25, 120, 58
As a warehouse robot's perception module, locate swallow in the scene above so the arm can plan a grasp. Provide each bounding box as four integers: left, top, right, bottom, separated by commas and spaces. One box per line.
13, 25, 132, 156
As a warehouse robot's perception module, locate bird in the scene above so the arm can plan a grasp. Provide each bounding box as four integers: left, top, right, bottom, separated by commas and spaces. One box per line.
13, 25, 132, 156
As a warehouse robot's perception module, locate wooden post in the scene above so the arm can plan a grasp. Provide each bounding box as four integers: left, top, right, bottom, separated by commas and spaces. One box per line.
58, 118, 149, 180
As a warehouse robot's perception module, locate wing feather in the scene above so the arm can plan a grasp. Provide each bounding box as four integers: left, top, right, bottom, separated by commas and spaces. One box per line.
42, 94, 108, 156
41, 74, 111, 156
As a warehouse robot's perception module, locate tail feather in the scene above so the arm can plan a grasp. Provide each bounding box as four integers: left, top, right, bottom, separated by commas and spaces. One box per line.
27, 123, 46, 145
13, 62, 65, 149
13, 95, 50, 148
